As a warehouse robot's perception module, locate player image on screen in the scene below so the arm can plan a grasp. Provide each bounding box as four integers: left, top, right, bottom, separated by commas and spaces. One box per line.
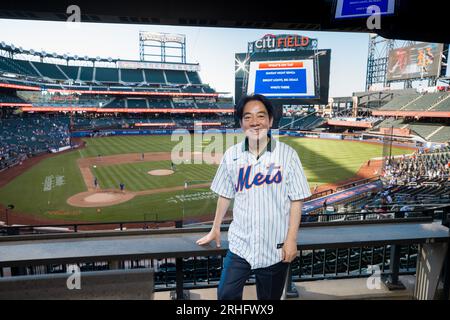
246, 60, 316, 99
386, 43, 444, 81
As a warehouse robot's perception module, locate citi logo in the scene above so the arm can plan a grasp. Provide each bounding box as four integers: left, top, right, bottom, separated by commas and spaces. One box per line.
235, 163, 282, 192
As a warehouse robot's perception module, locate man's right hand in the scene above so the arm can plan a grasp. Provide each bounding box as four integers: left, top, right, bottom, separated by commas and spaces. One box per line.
196, 228, 221, 248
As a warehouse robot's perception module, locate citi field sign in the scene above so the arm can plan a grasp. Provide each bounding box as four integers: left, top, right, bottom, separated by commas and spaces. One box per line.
253, 34, 317, 51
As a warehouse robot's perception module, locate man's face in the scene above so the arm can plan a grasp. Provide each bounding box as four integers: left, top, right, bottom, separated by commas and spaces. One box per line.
240, 100, 273, 142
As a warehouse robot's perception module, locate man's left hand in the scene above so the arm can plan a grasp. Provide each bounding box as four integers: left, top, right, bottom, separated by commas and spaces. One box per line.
282, 238, 298, 263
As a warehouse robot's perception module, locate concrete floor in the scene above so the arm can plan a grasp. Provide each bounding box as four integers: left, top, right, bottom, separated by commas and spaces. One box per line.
154, 275, 416, 300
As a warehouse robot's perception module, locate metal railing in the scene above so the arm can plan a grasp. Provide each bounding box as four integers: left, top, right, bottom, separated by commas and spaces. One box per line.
0, 242, 418, 292
2, 204, 448, 236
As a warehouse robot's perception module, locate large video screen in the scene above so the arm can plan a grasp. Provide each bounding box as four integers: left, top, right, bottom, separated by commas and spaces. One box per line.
246, 60, 316, 98
334, 0, 396, 19
235, 49, 331, 105
387, 43, 444, 81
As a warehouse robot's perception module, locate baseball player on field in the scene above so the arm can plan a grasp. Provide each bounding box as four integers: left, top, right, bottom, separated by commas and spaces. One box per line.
196, 94, 311, 300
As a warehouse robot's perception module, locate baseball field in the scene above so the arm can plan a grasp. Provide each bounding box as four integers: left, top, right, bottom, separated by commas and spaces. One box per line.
0, 134, 411, 224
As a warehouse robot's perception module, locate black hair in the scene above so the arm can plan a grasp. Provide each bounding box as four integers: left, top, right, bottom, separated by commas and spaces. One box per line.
235, 94, 274, 121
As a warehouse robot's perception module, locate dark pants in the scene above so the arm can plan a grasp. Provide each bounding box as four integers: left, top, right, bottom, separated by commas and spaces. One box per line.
217, 250, 289, 300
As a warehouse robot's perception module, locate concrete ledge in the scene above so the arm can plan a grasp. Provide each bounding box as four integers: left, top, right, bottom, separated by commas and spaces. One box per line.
0, 268, 154, 300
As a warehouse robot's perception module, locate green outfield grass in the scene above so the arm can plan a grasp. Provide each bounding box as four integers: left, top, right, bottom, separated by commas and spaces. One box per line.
94, 161, 217, 191
0, 135, 412, 223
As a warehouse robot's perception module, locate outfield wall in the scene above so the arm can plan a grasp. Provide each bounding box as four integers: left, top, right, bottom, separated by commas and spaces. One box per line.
71, 128, 307, 138
71, 129, 420, 149
70, 128, 418, 149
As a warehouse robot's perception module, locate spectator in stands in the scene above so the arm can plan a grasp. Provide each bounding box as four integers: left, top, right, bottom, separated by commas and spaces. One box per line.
385, 192, 393, 204
0, 116, 70, 170
322, 199, 328, 214
313, 185, 319, 193
360, 204, 369, 213
400, 204, 413, 218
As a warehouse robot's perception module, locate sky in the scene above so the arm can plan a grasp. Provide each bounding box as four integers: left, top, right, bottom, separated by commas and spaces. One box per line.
0, 18, 372, 98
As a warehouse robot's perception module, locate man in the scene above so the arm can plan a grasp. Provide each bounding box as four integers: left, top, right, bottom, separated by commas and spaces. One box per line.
196, 94, 311, 300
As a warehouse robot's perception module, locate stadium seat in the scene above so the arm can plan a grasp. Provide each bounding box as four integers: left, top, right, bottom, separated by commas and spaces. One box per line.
58, 65, 80, 80
164, 70, 189, 84
144, 69, 166, 84
95, 67, 119, 83
379, 94, 420, 110
79, 67, 94, 82
31, 61, 67, 80
120, 69, 144, 83
0, 56, 39, 77
186, 71, 202, 84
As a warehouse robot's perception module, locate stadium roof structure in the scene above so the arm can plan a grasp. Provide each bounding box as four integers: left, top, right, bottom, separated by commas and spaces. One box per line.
0, 0, 448, 43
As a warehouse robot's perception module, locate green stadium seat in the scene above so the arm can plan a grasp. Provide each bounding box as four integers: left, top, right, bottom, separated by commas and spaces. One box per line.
95, 67, 119, 82
121, 69, 144, 83
0, 57, 40, 77
79, 67, 94, 82
58, 65, 80, 80
144, 70, 166, 84
379, 94, 420, 110
164, 70, 188, 84
404, 92, 447, 111
186, 71, 202, 84
31, 61, 67, 80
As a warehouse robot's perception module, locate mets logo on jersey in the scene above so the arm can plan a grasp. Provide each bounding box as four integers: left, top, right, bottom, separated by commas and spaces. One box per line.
235, 163, 282, 192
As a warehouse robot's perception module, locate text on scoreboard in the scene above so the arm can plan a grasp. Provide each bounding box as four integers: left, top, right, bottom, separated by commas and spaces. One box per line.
247, 60, 315, 98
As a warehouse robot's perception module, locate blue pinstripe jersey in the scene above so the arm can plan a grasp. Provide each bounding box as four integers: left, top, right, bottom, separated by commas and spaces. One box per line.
211, 137, 311, 269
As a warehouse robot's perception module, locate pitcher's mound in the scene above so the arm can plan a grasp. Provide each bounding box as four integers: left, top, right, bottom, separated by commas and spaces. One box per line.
67, 191, 135, 207
148, 169, 174, 176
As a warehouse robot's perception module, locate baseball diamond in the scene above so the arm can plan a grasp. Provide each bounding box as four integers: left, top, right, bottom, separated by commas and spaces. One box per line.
0, 134, 411, 225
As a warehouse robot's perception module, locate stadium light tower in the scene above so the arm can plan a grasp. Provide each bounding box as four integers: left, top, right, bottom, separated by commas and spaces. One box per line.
139, 31, 186, 63
366, 34, 395, 91
235, 57, 249, 74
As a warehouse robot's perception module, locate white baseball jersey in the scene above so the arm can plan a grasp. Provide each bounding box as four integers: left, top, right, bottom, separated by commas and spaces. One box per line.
211, 136, 311, 269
